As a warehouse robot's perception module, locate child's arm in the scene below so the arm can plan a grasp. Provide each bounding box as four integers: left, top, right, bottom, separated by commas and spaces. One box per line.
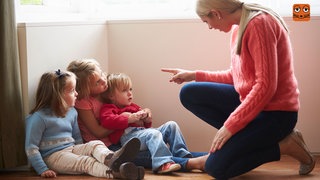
25, 114, 53, 176
77, 109, 113, 138
71, 108, 83, 144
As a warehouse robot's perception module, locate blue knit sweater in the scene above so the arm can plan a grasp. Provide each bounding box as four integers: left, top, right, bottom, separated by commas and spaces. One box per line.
25, 107, 83, 174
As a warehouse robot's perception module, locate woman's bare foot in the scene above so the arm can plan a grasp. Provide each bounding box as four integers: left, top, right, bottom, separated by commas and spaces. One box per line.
185, 154, 209, 171
279, 129, 315, 175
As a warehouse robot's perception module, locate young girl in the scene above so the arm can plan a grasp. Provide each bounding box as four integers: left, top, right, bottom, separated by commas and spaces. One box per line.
67, 59, 111, 145
25, 69, 143, 179
100, 73, 206, 174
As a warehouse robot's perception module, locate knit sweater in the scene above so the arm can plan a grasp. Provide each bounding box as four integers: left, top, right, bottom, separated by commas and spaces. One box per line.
25, 107, 83, 174
196, 13, 300, 135
100, 103, 152, 144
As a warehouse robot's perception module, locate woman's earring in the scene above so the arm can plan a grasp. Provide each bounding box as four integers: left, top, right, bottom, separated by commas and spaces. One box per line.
218, 16, 221, 20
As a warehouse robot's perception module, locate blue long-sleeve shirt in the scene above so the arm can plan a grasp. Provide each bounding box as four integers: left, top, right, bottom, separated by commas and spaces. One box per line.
25, 107, 83, 175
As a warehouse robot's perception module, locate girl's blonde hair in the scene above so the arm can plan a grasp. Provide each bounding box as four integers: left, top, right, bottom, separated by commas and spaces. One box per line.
104, 73, 132, 103
30, 70, 76, 117
67, 59, 102, 99
196, 0, 288, 54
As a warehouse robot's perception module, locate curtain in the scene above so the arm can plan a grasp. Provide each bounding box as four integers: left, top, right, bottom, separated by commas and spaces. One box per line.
0, 1, 27, 168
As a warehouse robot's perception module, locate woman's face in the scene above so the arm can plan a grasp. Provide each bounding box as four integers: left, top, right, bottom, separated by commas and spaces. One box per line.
200, 11, 233, 33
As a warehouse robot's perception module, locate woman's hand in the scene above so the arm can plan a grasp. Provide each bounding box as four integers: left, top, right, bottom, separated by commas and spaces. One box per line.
210, 126, 232, 153
41, 169, 57, 178
161, 68, 196, 84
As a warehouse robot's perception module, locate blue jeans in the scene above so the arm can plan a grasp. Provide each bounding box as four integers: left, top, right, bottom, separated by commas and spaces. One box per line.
180, 82, 297, 179
108, 121, 207, 171
120, 121, 191, 171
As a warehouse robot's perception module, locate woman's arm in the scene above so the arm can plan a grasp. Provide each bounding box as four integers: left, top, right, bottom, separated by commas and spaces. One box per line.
77, 109, 113, 138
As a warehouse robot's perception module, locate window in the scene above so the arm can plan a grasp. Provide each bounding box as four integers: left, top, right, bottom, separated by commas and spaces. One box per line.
16, 0, 320, 22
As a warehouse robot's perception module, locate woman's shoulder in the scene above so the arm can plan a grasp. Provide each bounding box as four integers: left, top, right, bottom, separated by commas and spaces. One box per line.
248, 13, 281, 29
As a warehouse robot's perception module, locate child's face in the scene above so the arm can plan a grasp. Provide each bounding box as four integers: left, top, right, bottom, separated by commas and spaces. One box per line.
89, 70, 108, 96
111, 86, 133, 108
64, 77, 78, 107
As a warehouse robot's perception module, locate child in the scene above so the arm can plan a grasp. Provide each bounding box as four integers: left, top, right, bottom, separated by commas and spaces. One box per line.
67, 59, 111, 146
25, 69, 144, 179
100, 73, 195, 174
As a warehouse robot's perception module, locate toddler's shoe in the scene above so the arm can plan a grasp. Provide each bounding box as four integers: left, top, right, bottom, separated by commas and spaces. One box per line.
157, 162, 181, 174
105, 138, 141, 172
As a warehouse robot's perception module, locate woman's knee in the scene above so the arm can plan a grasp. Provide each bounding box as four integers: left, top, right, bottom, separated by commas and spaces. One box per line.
205, 155, 228, 179
179, 83, 195, 106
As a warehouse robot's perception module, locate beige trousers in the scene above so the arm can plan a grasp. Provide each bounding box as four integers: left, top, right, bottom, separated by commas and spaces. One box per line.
44, 140, 113, 177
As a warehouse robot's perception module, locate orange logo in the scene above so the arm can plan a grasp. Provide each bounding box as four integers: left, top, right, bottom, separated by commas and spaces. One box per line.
293, 4, 310, 21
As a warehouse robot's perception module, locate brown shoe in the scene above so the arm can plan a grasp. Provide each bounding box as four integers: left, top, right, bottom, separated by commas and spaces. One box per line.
292, 129, 316, 175
282, 129, 315, 175
105, 138, 141, 172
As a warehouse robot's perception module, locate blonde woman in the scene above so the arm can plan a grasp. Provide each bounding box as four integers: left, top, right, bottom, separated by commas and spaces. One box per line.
162, 0, 315, 179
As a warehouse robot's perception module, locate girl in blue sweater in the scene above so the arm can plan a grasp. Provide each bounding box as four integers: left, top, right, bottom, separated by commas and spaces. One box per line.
25, 69, 144, 179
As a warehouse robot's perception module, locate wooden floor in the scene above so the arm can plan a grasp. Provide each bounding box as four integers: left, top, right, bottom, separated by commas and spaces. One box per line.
0, 155, 318, 180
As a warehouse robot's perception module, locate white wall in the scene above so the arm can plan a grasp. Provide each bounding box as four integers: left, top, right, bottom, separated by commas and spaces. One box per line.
18, 17, 320, 153
18, 21, 109, 113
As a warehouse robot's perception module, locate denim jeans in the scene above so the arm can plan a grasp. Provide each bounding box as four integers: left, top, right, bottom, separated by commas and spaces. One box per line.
179, 82, 297, 179
119, 121, 192, 171
109, 145, 207, 171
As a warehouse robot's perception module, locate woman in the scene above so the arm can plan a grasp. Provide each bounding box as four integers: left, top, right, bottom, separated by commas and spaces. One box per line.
161, 0, 315, 179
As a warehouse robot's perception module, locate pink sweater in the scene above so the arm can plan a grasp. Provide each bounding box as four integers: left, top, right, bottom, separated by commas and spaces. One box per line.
196, 13, 300, 135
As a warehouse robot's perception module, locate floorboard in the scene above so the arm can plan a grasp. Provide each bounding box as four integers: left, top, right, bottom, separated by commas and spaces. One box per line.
0, 155, 318, 179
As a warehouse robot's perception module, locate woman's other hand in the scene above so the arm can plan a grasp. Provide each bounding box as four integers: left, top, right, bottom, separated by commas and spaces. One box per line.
161, 68, 196, 84
210, 126, 232, 153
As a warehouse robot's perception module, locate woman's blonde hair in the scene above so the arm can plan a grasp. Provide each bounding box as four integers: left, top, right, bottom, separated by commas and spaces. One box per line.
67, 59, 102, 99
196, 0, 288, 54
104, 73, 132, 103
30, 70, 76, 117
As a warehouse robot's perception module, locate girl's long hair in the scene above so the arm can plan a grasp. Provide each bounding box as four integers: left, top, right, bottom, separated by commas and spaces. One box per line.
30, 70, 75, 117
67, 59, 102, 99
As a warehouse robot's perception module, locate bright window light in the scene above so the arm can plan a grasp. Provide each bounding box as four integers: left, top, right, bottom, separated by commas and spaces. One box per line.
16, 0, 320, 23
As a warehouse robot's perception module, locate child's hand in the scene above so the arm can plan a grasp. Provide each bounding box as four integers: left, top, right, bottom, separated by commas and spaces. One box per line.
135, 120, 145, 126
41, 169, 57, 178
141, 108, 152, 123
128, 112, 144, 123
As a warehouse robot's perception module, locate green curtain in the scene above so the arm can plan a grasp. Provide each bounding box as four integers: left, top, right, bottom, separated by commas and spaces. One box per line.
0, 1, 27, 168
